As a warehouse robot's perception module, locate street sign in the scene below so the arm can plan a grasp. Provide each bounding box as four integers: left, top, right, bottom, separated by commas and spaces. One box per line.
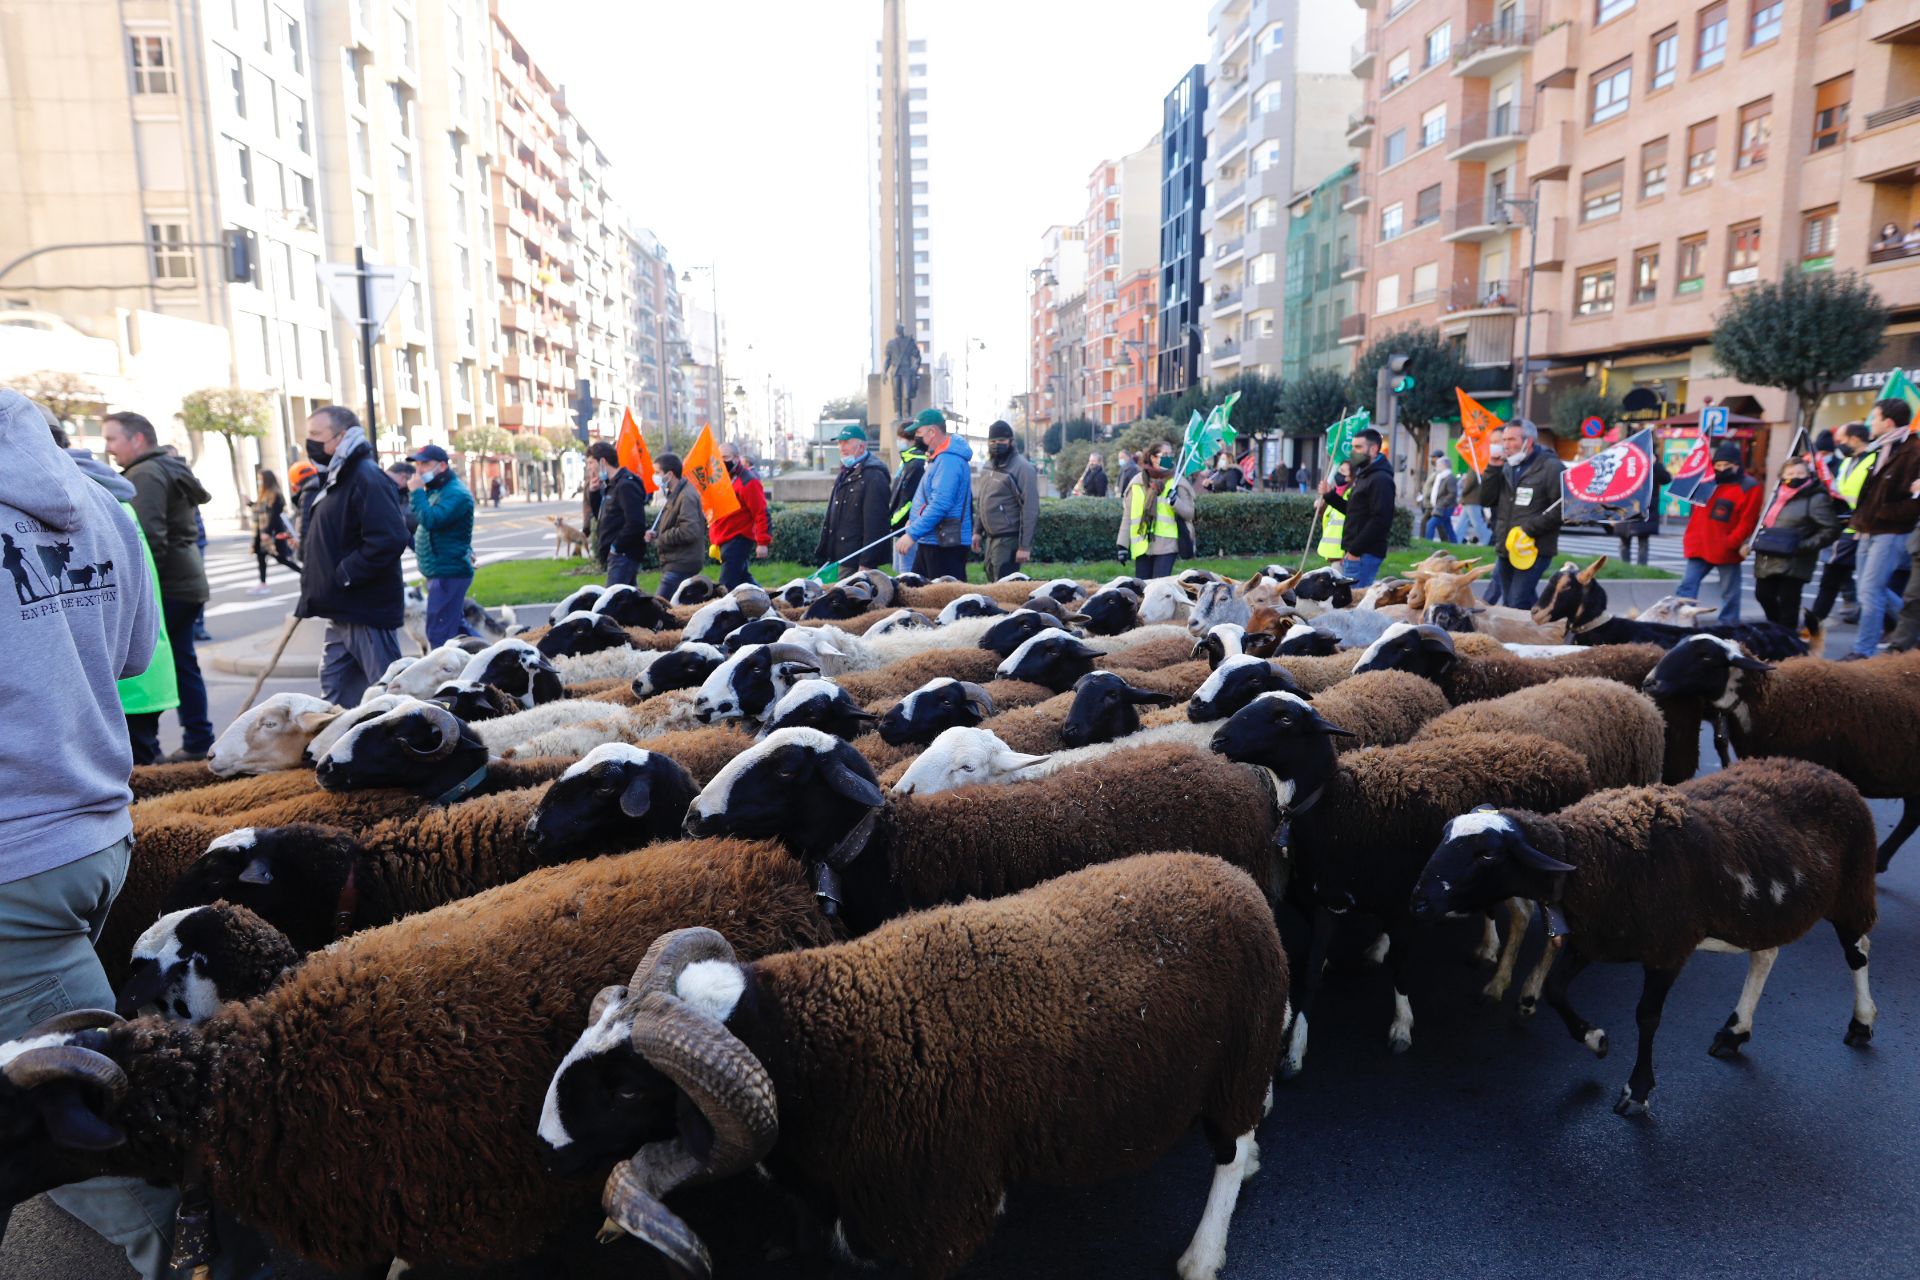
1701, 404, 1730, 437
317, 261, 410, 330
1580, 416, 1605, 438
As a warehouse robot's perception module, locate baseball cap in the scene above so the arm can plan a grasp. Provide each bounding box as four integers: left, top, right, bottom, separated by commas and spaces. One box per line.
409, 444, 450, 463
835, 425, 869, 442
913, 408, 946, 431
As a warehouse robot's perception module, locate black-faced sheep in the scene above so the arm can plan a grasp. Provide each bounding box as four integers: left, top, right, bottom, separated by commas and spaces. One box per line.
719, 615, 794, 652
755, 678, 878, 740
1413, 758, 1879, 1116
1532, 558, 1807, 658
428, 679, 525, 722
116, 901, 300, 1022
458, 637, 568, 706
0, 837, 839, 1274
634, 641, 727, 697
977, 608, 1066, 657
874, 677, 998, 746
935, 592, 1008, 624
1352, 622, 1665, 705
591, 583, 679, 630
537, 609, 636, 659
668, 575, 723, 606
690, 642, 826, 726
541, 855, 1289, 1280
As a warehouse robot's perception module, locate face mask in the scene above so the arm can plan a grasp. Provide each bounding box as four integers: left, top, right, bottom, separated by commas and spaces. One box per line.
841, 450, 864, 468
305, 438, 331, 465
990, 441, 1012, 461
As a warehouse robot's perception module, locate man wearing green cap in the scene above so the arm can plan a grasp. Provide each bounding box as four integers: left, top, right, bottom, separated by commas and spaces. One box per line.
895, 408, 974, 579
815, 425, 892, 572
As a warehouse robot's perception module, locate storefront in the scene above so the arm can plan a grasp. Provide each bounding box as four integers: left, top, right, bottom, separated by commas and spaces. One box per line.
1814, 325, 1920, 434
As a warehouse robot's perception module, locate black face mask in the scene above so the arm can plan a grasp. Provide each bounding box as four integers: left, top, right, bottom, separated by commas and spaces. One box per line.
990, 442, 1013, 461
305, 438, 330, 466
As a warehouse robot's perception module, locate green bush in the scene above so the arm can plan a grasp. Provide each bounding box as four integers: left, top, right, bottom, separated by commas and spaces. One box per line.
766, 493, 1410, 566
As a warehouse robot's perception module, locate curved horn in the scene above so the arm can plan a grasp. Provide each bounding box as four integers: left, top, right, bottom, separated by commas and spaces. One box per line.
956, 682, 996, 718
2, 1044, 128, 1100
761, 642, 823, 667
588, 984, 629, 1026
26, 1008, 124, 1037
626, 927, 739, 1005
630, 991, 779, 1179
396, 704, 465, 759
601, 1156, 714, 1279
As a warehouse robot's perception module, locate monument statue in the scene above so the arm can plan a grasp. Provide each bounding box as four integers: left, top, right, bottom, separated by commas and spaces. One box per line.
883, 324, 922, 418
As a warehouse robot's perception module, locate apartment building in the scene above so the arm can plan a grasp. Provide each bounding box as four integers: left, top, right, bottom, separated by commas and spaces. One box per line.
1080, 140, 1163, 430
629, 226, 688, 435
1283, 161, 1361, 380
868, 31, 939, 385
564, 121, 641, 443
1027, 224, 1087, 429
1159, 65, 1209, 395
1201, 0, 1364, 383
1114, 268, 1160, 423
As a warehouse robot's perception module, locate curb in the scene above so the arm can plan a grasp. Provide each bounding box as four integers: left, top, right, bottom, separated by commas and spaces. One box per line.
202, 602, 560, 679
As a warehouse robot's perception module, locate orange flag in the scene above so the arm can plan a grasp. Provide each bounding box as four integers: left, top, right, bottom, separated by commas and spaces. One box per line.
616, 408, 657, 493
682, 423, 741, 523
1455, 388, 1503, 477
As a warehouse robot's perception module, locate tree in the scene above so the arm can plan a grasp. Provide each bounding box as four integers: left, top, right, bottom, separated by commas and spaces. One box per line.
1042, 421, 1065, 456
179, 387, 270, 518
14, 370, 105, 426
1348, 324, 1469, 491
1711, 269, 1887, 435
1546, 382, 1622, 441
1209, 372, 1285, 440
1056, 439, 1096, 492
1115, 415, 1181, 458
819, 393, 868, 427
1064, 418, 1095, 444
453, 425, 515, 470
1275, 368, 1351, 438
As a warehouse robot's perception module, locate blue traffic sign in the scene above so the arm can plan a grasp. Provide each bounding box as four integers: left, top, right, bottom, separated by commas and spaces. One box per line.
1701, 404, 1730, 437
1580, 416, 1606, 438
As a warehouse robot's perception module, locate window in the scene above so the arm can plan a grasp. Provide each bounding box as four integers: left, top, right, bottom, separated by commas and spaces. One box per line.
220, 49, 244, 115
1381, 202, 1404, 240
1749, 1, 1781, 45
1641, 137, 1668, 198
394, 8, 416, 68
1812, 75, 1850, 152
1251, 197, 1280, 228
280, 8, 302, 69
1415, 184, 1442, 226
289, 171, 316, 220
351, 118, 370, 175
1686, 118, 1717, 187
129, 33, 177, 94
1420, 105, 1447, 149
1255, 84, 1284, 115
1735, 98, 1770, 169
1258, 23, 1284, 56
1375, 274, 1401, 312
286, 93, 310, 155
1383, 128, 1407, 167
1591, 58, 1631, 123
1576, 263, 1617, 315
390, 84, 412, 139
451, 67, 468, 117
393, 144, 412, 189
354, 190, 376, 249
1425, 23, 1451, 67
1597, 0, 1634, 21
1727, 221, 1761, 283
1651, 27, 1678, 90
1632, 247, 1660, 303
1697, 3, 1728, 71
1386, 51, 1411, 90
1824, 0, 1861, 18
1677, 234, 1707, 292
147, 222, 194, 279
1253, 140, 1282, 173
1581, 161, 1624, 221
1802, 206, 1837, 269
1252, 253, 1278, 284
447, 2, 467, 57
1411, 261, 1439, 303
225, 135, 254, 203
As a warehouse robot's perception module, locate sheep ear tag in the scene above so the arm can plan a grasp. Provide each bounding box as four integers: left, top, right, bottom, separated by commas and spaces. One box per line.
618, 772, 654, 819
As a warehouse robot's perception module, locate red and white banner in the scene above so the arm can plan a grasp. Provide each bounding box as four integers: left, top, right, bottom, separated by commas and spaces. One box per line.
1562, 427, 1657, 520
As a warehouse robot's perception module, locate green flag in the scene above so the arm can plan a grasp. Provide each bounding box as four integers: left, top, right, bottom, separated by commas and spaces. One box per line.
811, 559, 843, 585
1325, 409, 1368, 468
1884, 368, 1920, 417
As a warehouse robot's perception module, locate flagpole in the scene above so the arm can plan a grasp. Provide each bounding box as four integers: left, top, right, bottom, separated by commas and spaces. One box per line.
810, 529, 901, 582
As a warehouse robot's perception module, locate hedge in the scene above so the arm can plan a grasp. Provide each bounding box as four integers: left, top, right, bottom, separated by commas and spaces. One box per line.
769, 494, 1411, 565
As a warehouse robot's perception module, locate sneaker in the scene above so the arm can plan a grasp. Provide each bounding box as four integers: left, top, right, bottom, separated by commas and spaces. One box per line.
245, 584, 273, 597
1836, 653, 1868, 662
1838, 605, 1861, 625
162, 748, 209, 763
192, 624, 212, 642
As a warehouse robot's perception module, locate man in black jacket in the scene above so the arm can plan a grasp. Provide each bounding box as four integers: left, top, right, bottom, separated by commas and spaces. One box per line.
816, 425, 892, 571
295, 406, 410, 706
1321, 428, 1394, 587
588, 442, 651, 585
1480, 419, 1566, 608
886, 418, 927, 573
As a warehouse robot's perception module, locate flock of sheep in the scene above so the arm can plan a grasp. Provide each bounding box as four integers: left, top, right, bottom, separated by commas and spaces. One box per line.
0, 552, 1912, 1280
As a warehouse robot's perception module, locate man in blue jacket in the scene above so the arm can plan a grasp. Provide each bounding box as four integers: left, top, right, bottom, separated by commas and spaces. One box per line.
407, 444, 477, 647
894, 408, 974, 579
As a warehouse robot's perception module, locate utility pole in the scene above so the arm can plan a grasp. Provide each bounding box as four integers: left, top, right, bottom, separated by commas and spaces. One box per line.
355, 246, 379, 444
1502, 187, 1541, 424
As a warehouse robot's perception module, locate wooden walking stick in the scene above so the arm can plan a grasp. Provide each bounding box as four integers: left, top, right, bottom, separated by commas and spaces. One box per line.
240, 614, 304, 713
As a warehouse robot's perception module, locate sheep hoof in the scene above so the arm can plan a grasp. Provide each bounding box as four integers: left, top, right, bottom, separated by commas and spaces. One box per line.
1708, 1024, 1750, 1058
1388, 1030, 1412, 1056
1477, 979, 1508, 1006
595, 1218, 626, 1246
1845, 1019, 1875, 1047
1613, 1086, 1650, 1118
1583, 1028, 1609, 1059
1516, 995, 1538, 1019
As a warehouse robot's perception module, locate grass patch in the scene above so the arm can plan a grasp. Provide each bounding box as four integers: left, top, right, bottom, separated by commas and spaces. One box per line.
469, 538, 1672, 606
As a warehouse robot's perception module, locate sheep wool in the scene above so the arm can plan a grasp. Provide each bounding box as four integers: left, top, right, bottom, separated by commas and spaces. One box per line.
1436, 643, 1667, 705
129, 760, 221, 801
1311, 670, 1451, 752
832, 647, 1004, 705
898, 579, 1087, 611
133, 768, 319, 820
1415, 677, 1665, 789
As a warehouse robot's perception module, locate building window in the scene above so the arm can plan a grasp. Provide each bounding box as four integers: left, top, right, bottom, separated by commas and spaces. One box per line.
281, 8, 302, 69
1641, 137, 1668, 198
1685, 118, 1717, 187
220, 48, 244, 115
287, 94, 310, 155
1735, 98, 1770, 169
290, 171, 316, 220
225, 136, 254, 204
1255, 84, 1284, 115
394, 7, 416, 68
1802, 206, 1837, 270
1697, 3, 1728, 71
1727, 220, 1761, 283
1415, 184, 1442, 227
1411, 261, 1439, 303
147, 222, 195, 279
1824, 0, 1861, 18
1376, 274, 1401, 312
1677, 234, 1707, 292
1597, 0, 1634, 21
1381, 202, 1404, 241
393, 144, 412, 190
1651, 27, 1678, 90
1812, 75, 1850, 152
1591, 58, 1631, 123
1252, 253, 1278, 284
1419, 105, 1447, 149
1386, 51, 1411, 90
1632, 247, 1660, 303
1576, 263, 1617, 315
1424, 23, 1451, 68
1581, 160, 1624, 222
130, 33, 178, 94
390, 84, 412, 139
1257, 23, 1284, 56
1383, 128, 1406, 167
1251, 197, 1279, 228
1749, 1, 1782, 45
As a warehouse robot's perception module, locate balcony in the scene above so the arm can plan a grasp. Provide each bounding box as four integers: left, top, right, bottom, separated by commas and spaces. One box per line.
1526, 214, 1568, 272
1213, 178, 1247, 218
1531, 17, 1579, 90
1338, 251, 1367, 281
1447, 104, 1533, 163
1848, 105, 1920, 184
1215, 235, 1246, 264
1214, 123, 1250, 160
1443, 199, 1517, 242
1869, 242, 1920, 266
498, 401, 527, 427
499, 300, 533, 332
1868, 1, 1920, 42
1212, 286, 1244, 316
1527, 117, 1573, 182
1864, 96, 1920, 133
1346, 104, 1376, 146
1210, 338, 1241, 366
1339, 178, 1370, 212
1339, 312, 1367, 345
1443, 279, 1517, 316
1351, 33, 1378, 79
1452, 13, 1537, 78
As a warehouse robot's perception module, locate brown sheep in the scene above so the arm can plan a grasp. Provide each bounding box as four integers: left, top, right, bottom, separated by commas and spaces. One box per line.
129, 760, 221, 800
832, 646, 1004, 703
898, 578, 1090, 610
1352, 622, 1665, 705
1415, 677, 1665, 791
133, 768, 320, 820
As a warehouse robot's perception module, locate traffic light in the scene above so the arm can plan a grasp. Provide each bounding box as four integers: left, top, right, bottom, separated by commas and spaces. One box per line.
1388, 354, 1415, 395
223, 228, 256, 284
571, 378, 595, 442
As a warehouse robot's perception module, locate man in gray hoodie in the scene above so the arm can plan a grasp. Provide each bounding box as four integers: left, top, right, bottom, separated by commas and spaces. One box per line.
0, 387, 176, 1276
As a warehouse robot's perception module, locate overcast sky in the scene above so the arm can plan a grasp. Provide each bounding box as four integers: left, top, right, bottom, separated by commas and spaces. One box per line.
501, 0, 1210, 436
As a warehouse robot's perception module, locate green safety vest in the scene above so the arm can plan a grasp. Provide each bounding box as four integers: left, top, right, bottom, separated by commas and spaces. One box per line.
1837, 452, 1874, 534
890, 446, 928, 526
116, 500, 179, 715
1126, 480, 1180, 560
1318, 504, 1346, 561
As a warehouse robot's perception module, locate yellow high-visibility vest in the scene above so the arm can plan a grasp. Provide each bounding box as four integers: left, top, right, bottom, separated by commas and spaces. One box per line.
1838, 452, 1875, 534
1318, 505, 1346, 561
1126, 480, 1180, 560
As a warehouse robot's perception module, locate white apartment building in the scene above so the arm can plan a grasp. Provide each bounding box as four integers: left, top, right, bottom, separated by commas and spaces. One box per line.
869, 30, 940, 392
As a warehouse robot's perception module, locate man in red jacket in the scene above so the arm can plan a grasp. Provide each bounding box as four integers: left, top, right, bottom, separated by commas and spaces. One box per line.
712, 441, 771, 588
1677, 443, 1763, 624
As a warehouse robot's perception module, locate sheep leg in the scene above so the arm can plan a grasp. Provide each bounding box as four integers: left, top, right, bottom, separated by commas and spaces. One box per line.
1176, 1127, 1258, 1280
1541, 948, 1606, 1058
1614, 965, 1678, 1118
1838, 930, 1877, 1046
1875, 799, 1918, 873
1469, 914, 1500, 969
1480, 899, 1531, 1003
1515, 932, 1564, 1020
1709, 947, 1777, 1058
1280, 907, 1338, 1080
1384, 919, 1417, 1055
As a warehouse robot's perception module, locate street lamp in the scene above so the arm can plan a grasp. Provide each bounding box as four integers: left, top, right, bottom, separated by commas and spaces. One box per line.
1498, 187, 1541, 423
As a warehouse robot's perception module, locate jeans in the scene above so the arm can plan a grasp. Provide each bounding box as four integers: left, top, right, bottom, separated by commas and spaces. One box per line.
319, 621, 403, 707
605, 552, 641, 588
1457, 505, 1491, 545
892, 543, 916, 575
913, 543, 968, 580
1421, 514, 1456, 543
1810, 535, 1859, 620
1133, 552, 1175, 580
1617, 535, 1651, 566
0, 836, 177, 1278
1855, 532, 1913, 656
1677, 559, 1745, 625
1342, 553, 1385, 588
1490, 556, 1547, 608
657, 569, 691, 603
718, 536, 758, 589
424, 575, 474, 649
981, 534, 1022, 582
160, 598, 212, 755
1753, 575, 1806, 628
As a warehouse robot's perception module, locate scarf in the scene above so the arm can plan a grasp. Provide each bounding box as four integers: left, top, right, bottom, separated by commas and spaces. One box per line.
1133, 457, 1173, 544
323, 426, 371, 489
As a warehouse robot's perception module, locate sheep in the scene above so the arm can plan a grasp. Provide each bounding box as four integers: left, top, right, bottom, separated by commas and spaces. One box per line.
1532, 557, 1807, 659
1139, 576, 1198, 623
387, 641, 485, 698
1427, 602, 1572, 646
428, 679, 525, 722
1211, 696, 1593, 1074
1028, 577, 1087, 606
835, 646, 1005, 703
977, 608, 1067, 657
995, 631, 1104, 691
550, 640, 685, 686
1076, 585, 1143, 634
904, 673, 1177, 766
865, 608, 937, 636
718, 615, 794, 652
537, 609, 637, 659
1103, 626, 1213, 672
0, 836, 840, 1274
668, 575, 723, 605
1353, 622, 1666, 705
1188, 656, 1312, 723
633, 641, 726, 697
935, 592, 1008, 624
774, 576, 824, 608
134, 768, 320, 820
202, 692, 345, 777
471, 691, 664, 751
690, 642, 829, 726
683, 594, 765, 645
1642, 636, 1920, 868
873, 676, 998, 745
684, 728, 1287, 933
457, 637, 567, 707
541, 854, 1289, 1280
755, 678, 879, 739
1292, 605, 1401, 651
1414, 676, 1666, 791
116, 901, 301, 1023
897, 578, 1071, 611
128, 760, 222, 801
1412, 758, 1880, 1116
554, 583, 605, 617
